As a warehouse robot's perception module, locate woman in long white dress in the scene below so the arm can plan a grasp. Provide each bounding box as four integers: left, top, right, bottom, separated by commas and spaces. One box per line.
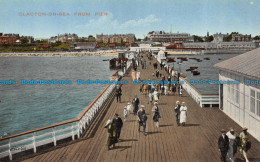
179, 102, 187, 126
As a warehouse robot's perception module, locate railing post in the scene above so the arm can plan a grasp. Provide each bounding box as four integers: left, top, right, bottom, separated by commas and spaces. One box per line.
8, 139, 12, 161
32, 133, 37, 153
71, 124, 75, 140
52, 128, 57, 146
77, 122, 81, 138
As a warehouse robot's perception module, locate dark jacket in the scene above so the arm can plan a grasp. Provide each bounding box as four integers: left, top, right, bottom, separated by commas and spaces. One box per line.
112, 117, 123, 129
116, 87, 122, 96
218, 134, 229, 151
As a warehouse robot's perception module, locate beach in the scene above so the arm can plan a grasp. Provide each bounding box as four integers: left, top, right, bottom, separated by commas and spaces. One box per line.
0, 51, 119, 57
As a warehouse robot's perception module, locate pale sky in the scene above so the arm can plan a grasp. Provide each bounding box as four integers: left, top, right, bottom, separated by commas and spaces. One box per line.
0, 0, 259, 39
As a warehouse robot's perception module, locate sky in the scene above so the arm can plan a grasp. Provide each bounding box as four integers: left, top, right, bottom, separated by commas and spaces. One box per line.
0, 0, 259, 39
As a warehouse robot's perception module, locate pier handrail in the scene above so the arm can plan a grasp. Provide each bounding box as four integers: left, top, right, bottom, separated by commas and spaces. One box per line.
0, 71, 118, 142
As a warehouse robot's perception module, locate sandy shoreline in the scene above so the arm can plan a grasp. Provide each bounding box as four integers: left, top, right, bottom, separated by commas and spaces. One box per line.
0, 51, 119, 57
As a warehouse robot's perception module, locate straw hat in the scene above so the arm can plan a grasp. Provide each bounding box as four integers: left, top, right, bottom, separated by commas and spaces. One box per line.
176, 101, 180, 104
242, 127, 248, 131
154, 102, 158, 105
128, 102, 131, 105
182, 102, 185, 106
141, 105, 145, 108
124, 106, 127, 109
230, 127, 234, 131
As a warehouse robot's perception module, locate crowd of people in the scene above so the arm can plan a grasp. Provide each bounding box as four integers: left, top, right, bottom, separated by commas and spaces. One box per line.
104, 52, 252, 162
218, 127, 251, 162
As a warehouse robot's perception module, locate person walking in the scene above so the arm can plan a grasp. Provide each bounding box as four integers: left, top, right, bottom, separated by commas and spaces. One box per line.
115, 85, 122, 103
226, 128, 238, 162
218, 129, 229, 162
172, 84, 176, 96
152, 102, 161, 128
132, 95, 140, 115
239, 127, 250, 162
104, 120, 116, 150
174, 101, 181, 126
112, 113, 123, 142
179, 102, 187, 126
136, 71, 141, 81
124, 106, 128, 121
179, 85, 183, 97
137, 105, 147, 136
153, 89, 159, 103
127, 102, 132, 113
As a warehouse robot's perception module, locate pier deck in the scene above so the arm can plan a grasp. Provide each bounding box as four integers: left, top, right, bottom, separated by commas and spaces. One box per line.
15, 53, 260, 162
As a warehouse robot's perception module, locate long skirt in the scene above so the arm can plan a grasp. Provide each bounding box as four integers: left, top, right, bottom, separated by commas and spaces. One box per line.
180, 111, 187, 123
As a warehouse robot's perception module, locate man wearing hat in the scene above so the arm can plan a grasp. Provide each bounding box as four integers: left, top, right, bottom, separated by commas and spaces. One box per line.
132, 95, 140, 115
218, 129, 229, 162
112, 113, 123, 142
137, 105, 147, 135
174, 101, 181, 126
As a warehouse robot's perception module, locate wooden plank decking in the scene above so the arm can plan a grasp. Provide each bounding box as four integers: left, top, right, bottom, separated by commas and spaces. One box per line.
13, 53, 260, 162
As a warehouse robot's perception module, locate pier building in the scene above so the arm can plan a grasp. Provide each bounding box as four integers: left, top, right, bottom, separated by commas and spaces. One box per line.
215, 48, 260, 141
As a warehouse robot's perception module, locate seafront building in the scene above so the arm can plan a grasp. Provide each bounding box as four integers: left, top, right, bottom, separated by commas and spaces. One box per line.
96, 34, 135, 43
147, 31, 194, 43
49, 33, 78, 43
0, 33, 34, 44
215, 48, 260, 141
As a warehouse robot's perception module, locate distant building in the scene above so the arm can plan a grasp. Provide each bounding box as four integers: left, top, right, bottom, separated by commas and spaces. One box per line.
147, 31, 194, 43
49, 33, 78, 43
96, 34, 135, 43
0, 32, 3, 37
215, 48, 260, 141
232, 33, 251, 42
0, 33, 20, 44
212, 33, 227, 43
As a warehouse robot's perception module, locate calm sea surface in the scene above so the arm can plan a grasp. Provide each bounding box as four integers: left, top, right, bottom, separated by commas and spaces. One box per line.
167, 54, 240, 94
0, 56, 115, 136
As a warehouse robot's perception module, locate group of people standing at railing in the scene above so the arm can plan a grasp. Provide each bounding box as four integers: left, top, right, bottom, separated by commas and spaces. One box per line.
218, 127, 251, 162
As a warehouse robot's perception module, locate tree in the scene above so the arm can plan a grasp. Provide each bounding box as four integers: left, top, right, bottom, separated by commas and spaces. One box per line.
88, 35, 96, 42
205, 35, 214, 42
21, 38, 29, 44
253, 36, 260, 40
193, 35, 204, 42
223, 32, 239, 42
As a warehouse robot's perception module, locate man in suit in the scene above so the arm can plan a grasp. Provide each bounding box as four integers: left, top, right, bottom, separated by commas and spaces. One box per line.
218, 129, 229, 162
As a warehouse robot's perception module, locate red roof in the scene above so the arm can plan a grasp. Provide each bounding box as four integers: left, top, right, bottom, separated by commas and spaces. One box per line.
41, 44, 49, 48
109, 44, 116, 47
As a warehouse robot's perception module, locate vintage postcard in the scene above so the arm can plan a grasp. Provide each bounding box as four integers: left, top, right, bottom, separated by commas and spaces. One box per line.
0, 0, 259, 161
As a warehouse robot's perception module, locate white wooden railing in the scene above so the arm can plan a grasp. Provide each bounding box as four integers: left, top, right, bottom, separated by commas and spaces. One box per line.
180, 77, 219, 107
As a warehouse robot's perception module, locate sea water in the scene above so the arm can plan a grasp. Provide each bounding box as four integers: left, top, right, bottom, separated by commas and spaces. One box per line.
0, 56, 115, 136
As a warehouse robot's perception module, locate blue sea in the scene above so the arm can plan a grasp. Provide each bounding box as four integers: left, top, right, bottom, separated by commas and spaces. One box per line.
0, 56, 115, 137
167, 54, 239, 94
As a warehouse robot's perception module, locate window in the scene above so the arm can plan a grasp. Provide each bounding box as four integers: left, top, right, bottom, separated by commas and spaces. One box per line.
250, 90, 255, 113
257, 92, 260, 117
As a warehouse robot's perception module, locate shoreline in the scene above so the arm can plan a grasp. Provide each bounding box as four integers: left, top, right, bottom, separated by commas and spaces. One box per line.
0, 51, 119, 57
